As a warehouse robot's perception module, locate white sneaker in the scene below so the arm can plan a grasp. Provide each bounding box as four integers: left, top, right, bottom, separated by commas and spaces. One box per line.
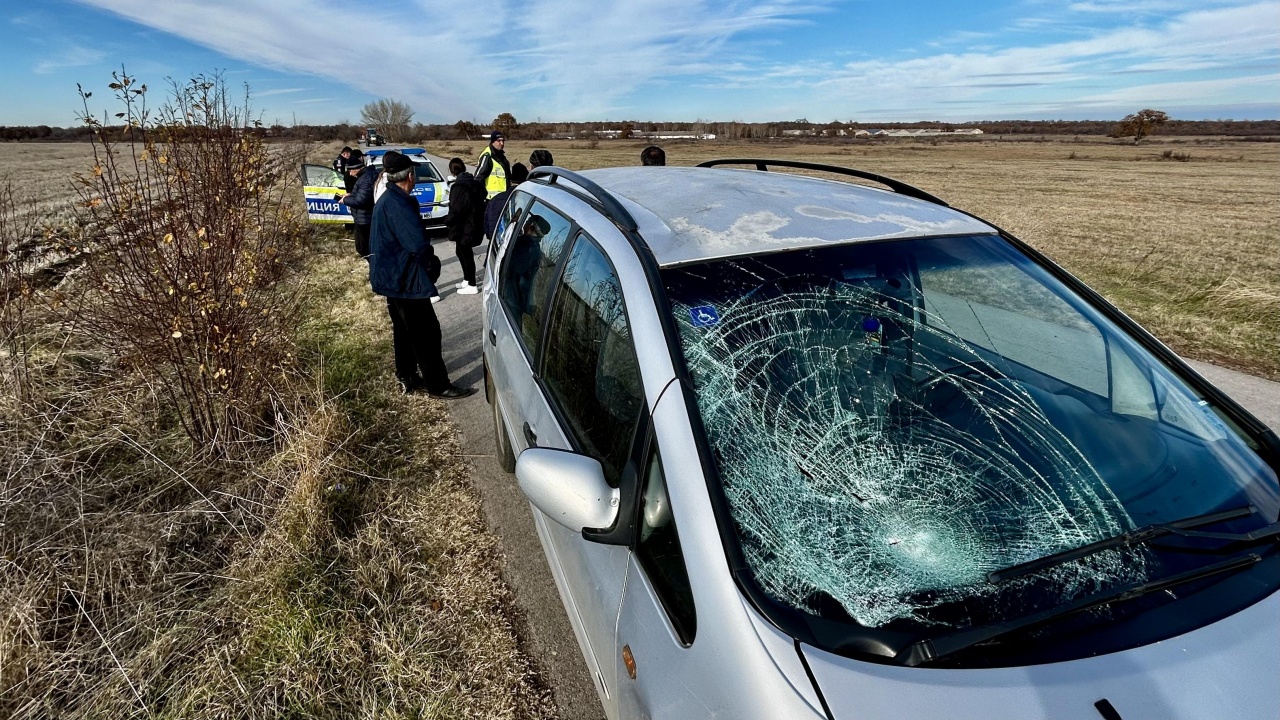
455, 280, 470, 289
456, 284, 479, 295
430, 295, 442, 304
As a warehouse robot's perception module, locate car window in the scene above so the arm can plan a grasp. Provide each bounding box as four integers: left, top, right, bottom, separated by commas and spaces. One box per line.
660, 234, 1279, 662
498, 201, 573, 355
302, 164, 341, 188
494, 190, 531, 252
541, 233, 643, 486
636, 446, 696, 645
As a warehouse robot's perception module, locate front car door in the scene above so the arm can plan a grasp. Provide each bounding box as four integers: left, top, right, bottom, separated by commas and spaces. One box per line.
488, 194, 645, 713
300, 164, 350, 224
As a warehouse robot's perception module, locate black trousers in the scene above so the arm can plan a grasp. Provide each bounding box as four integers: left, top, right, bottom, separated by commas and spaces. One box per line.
386, 297, 450, 392
354, 223, 371, 258
455, 241, 477, 285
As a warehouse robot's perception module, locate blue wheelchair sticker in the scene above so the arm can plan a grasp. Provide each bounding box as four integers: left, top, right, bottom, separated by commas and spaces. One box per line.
689, 305, 720, 327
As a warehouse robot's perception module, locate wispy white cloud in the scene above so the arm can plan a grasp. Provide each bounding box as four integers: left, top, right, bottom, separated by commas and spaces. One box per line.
34, 48, 108, 74
72, 0, 833, 120
255, 87, 307, 97
712, 1, 1280, 119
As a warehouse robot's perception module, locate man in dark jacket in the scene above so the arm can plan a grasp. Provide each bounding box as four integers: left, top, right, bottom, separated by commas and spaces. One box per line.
339, 151, 379, 258
369, 151, 475, 399
445, 157, 486, 294
484, 162, 528, 240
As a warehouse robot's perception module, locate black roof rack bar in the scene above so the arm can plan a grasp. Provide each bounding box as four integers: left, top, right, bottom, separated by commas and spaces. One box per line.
528, 166, 638, 232
695, 158, 949, 207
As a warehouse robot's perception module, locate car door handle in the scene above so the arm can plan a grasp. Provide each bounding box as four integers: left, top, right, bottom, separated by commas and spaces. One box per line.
522, 422, 538, 447
488, 329, 497, 346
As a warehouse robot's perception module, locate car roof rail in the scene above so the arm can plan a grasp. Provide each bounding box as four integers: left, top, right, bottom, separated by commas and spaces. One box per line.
695, 158, 949, 207
528, 166, 639, 232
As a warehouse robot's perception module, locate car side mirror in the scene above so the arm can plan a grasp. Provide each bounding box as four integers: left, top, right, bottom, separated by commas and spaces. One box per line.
516, 448, 619, 533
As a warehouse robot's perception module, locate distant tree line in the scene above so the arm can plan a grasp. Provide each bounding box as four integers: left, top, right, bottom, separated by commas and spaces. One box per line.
3, 118, 1276, 143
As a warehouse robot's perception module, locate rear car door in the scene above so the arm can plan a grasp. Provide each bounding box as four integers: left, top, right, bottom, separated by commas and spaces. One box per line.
300, 164, 350, 224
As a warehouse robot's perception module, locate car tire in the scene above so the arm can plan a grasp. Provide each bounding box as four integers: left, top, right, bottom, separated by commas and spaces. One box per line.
491, 380, 516, 473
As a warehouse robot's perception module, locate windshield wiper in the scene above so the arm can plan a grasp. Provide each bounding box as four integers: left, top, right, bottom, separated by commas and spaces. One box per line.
897, 552, 1262, 667
987, 505, 1271, 584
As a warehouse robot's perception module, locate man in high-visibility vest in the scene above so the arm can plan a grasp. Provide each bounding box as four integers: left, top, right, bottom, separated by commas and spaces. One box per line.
475, 131, 510, 200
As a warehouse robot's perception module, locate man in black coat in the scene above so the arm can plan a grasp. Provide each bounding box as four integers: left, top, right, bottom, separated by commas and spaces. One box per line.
445, 157, 486, 294
369, 151, 475, 399
339, 151, 379, 258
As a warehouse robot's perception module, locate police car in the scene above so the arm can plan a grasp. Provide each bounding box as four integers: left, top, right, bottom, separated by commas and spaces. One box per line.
300, 147, 449, 233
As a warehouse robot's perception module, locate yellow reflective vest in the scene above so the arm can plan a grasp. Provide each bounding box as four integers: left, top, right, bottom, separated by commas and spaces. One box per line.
477, 146, 507, 199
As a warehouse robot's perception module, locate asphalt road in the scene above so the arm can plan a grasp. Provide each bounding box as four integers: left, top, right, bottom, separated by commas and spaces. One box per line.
421, 154, 605, 720
414, 150, 1279, 720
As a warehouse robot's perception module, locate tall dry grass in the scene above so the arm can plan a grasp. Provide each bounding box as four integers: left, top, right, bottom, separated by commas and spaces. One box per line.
2, 77, 556, 718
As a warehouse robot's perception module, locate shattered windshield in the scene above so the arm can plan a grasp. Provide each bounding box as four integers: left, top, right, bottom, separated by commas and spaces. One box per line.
662, 234, 1279, 649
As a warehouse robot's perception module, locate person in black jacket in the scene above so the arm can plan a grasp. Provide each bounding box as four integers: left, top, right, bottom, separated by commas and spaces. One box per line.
369, 151, 475, 399
445, 157, 486, 294
339, 152, 380, 258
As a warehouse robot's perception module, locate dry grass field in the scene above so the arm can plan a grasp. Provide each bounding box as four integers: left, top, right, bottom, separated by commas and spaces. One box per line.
425, 137, 1280, 379
11, 137, 1276, 378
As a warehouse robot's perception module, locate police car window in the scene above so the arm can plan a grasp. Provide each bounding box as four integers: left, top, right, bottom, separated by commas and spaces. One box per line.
302, 164, 341, 187
636, 447, 696, 644
498, 201, 573, 355
542, 233, 643, 487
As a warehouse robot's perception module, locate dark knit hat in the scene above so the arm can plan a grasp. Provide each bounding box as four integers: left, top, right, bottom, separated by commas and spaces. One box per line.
528, 149, 553, 168
347, 149, 365, 167
382, 150, 413, 175
510, 162, 529, 184
488, 131, 505, 143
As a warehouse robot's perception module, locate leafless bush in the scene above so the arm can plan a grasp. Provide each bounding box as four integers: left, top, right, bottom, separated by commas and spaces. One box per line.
70, 71, 307, 455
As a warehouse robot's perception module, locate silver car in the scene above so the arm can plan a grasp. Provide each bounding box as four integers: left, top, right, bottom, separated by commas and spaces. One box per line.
480, 160, 1280, 720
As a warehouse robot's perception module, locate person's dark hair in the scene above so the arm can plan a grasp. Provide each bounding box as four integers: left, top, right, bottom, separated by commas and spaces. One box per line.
449, 157, 466, 175
528, 149, 553, 168
510, 162, 529, 184
640, 145, 666, 166
340, 146, 352, 155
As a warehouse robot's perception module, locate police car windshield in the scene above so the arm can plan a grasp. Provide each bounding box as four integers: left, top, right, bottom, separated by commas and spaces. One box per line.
413, 162, 443, 183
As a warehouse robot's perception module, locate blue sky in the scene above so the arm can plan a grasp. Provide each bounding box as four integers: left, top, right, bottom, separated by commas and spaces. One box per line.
2, 0, 1276, 126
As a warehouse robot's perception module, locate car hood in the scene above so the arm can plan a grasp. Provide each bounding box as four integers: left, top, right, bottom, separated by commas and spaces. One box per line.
801, 591, 1279, 720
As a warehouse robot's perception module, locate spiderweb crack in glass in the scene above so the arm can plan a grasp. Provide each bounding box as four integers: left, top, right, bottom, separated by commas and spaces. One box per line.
674, 277, 1141, 628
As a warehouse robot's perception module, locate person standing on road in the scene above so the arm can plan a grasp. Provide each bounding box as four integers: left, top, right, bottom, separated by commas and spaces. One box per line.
484, 162, 527, 241
475, 131, 511, 200
445, 157, 486, 295
640, 145, 666, 166
369, 151, 475, 399
528, 149, 553, 169
332, 146, 354, 174
338, 150, 379, 258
